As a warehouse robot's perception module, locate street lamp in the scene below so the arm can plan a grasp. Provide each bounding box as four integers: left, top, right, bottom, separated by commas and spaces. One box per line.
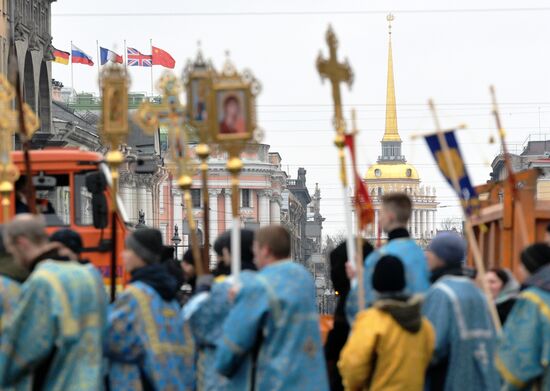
172, 224, 182, 259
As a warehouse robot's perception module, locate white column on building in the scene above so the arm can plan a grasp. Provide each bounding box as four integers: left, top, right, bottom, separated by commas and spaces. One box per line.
208, 189, 220, 267
414, 209, 420, 238
374, 209, 379, 239
418, 209, 422, 238
409, 209, 416, 238
270, 196, 281, 224
258, 190, 271, 226
425, 210, 430, 237
224, 190, 232, 231
428, 209, 435, 238
432, 209, 437, 236
422, 209, 428, 237
419, 210, 424, 238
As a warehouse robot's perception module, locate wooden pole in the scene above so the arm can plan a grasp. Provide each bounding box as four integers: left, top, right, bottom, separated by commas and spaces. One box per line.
182, 186, 204, 275
490, 86, 530, 250
429, 99, 502, 334
15, 70, 36, 214
350, 109, 365, 311
196, 143, 211, 273
227, 156, 243, 281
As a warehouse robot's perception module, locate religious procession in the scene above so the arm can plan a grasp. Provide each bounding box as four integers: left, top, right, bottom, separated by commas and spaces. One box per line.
0, 1, 549, 390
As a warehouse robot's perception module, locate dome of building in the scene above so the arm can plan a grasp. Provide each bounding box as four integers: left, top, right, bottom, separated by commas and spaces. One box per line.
365, 163, 419, 180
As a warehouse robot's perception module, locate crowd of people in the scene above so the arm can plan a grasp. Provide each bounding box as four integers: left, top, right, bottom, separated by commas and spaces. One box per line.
0, 190, 548, 390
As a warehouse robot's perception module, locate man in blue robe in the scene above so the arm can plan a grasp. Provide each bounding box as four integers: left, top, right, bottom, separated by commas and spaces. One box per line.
496, 243, 550, 390
215, 225, 329, 391
0, 214, 108, 390
347, 193, 430, 321
422, 232, 499, 391
0, 225, 25, 330
105, 228, 195, 390
185, 229, 257, 391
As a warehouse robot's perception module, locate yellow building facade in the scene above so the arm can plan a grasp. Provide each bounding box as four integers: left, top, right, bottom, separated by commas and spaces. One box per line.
365, 16, 438, 241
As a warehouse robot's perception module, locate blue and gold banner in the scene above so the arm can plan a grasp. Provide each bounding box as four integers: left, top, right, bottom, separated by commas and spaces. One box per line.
425, 130, 479, 215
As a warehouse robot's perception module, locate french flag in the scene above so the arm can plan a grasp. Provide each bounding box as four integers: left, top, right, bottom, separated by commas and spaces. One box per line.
100, 47, 123, 65
71, 43, 94, 66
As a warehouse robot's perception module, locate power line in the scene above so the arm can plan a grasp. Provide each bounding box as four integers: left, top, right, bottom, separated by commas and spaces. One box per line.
52, 8, 550, 18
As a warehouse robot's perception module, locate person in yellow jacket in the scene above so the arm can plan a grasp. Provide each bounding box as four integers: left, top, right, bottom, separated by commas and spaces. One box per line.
338, 255, 435, 391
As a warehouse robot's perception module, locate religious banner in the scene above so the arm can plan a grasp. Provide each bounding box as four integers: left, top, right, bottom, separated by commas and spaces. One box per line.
344, 133, 374, 229
183, 45, 216, 264
210, 52, 262, 280
424, 130, 479, 216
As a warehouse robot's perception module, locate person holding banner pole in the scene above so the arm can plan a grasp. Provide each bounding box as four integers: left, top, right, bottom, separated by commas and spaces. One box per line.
345, 193, 430, 323
426, 99, 501, 334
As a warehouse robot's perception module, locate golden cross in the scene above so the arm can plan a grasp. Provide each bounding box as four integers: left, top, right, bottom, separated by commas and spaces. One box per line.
316, 26, 354, 134
135, 72, 204, 274
135, 73, 186, 138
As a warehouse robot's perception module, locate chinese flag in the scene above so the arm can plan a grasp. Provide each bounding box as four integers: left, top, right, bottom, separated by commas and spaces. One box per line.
152, 46, 175, 69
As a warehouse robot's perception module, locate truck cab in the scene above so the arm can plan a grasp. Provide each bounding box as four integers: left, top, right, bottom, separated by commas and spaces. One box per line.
4, 149, 129, 287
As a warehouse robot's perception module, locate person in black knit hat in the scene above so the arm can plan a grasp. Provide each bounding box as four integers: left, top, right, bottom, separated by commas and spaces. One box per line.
339, 255, 435, 391
324, 239, 373, 391
50, 228, 89, 264
105, 228, 195, 390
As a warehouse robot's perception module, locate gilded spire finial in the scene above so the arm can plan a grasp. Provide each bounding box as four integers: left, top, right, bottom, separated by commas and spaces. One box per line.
382, 13, 401, 143
387, 13, 394, 36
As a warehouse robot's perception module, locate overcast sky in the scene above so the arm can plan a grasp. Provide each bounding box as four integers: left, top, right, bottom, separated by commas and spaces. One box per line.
51, 0, 550, 235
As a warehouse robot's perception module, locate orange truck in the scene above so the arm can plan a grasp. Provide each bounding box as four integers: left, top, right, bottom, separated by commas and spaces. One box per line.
1, 149, 129, 291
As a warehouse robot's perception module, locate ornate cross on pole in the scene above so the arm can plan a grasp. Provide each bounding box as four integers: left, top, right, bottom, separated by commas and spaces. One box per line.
0, 75, 39, 221
99, 63, 130, 302
316, 26, 356, 276
316, 25, 354, 136
134, 72, 205, 275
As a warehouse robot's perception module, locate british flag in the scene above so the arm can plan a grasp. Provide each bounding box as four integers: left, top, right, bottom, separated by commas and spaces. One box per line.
127, 47, 152, 67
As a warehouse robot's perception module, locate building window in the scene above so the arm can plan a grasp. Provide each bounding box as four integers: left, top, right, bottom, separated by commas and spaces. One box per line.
375, 168, 381, 177
242, 189, 251, 208
377, 187, 383, 196
406, 168, 412, 178
191, 189, 201, 208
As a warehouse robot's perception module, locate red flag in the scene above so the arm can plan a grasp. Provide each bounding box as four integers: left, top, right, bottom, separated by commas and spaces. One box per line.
344, 134, 374, 230
152, 46, 175, 69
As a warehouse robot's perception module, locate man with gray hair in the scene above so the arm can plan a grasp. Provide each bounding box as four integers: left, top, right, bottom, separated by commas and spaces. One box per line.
0, 214, 107, 390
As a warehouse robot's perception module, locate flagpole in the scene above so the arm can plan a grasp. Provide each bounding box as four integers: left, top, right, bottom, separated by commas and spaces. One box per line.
70, 40, 74, 100
351, 109, 365, 311
429, 99, 502, 335
123, 39, 127, 70
150, 38, 154, 98
96, 40, 100, 82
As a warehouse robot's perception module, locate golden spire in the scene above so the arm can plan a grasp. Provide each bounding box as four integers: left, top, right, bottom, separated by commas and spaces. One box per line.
382, 13, 401, 142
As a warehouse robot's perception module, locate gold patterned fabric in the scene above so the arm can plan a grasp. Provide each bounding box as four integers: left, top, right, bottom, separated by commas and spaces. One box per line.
0, 261, 107, 390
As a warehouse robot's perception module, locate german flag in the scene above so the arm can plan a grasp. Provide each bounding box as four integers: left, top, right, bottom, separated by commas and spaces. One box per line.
53, 48, 70, 65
